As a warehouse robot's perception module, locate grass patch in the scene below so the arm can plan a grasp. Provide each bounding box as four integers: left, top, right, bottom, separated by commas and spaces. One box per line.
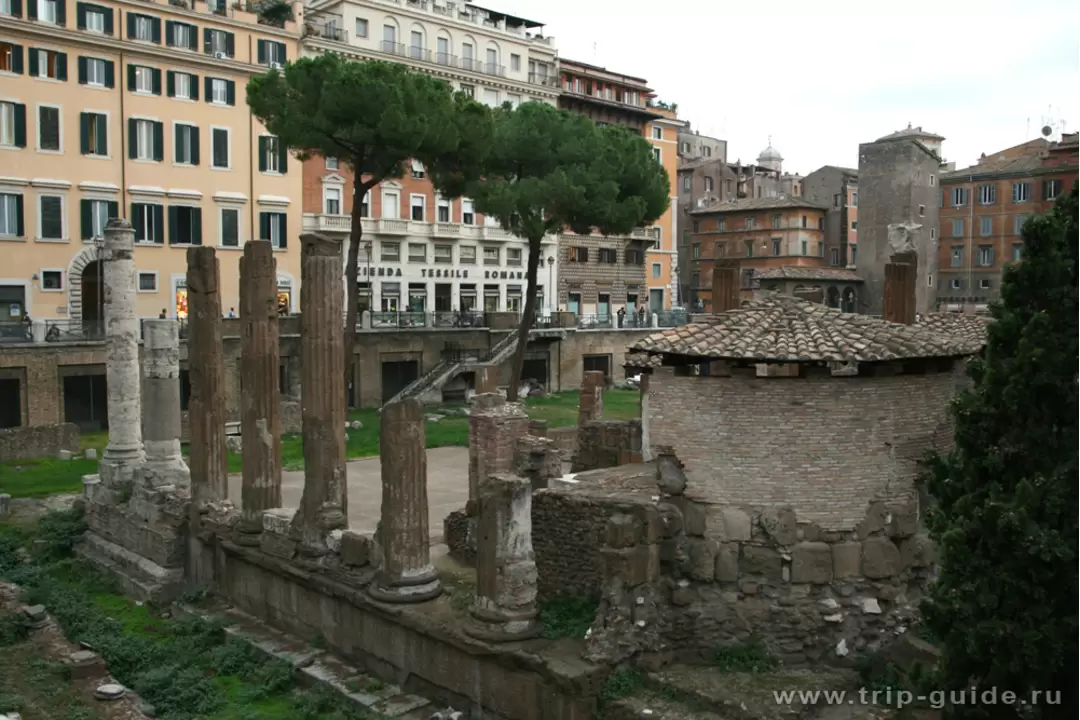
711, 636, 779, 673
538, 594, 599, 640
598, 666, 645, 705
0, 653, 105, 720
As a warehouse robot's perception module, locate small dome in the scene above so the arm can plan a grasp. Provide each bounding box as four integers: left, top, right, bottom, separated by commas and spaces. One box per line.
758, 145, 783, 162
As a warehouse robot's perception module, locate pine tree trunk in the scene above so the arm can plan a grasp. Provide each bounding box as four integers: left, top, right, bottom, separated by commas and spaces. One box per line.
342, 178, 366, 406
505, 235, 542, 402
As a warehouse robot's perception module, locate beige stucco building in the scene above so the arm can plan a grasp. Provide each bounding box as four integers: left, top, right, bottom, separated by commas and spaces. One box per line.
0, 0, 303, 332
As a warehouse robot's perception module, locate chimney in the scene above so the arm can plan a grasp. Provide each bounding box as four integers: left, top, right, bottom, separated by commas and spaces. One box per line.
711, 258, 740, 315
882, 257, 917, 324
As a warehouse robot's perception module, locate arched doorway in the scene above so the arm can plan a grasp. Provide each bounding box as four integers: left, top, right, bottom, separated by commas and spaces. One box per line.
81, 261, 105, 336
66, 244, 104, 332
826, 286, 840, 308
841, 287, 857, 313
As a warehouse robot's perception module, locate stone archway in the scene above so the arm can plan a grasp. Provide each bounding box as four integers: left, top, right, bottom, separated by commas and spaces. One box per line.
842, 287, 857, 313
826, 286, 840, 308
67, 245, 104, 326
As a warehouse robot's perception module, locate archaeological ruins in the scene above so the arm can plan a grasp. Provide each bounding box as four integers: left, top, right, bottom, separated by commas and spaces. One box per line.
73, 223, 988, 718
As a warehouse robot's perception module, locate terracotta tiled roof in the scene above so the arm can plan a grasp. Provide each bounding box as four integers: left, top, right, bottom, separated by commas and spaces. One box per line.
689, 196, 828, 215
754, 267, 863, 282
917, 312, 989, 348
942, 153, 1045, 181
630, 294, 984, 363
623, 352, 661, 369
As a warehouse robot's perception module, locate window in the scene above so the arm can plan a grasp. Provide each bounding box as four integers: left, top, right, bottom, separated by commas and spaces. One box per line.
383, 23, 397, 46
851, 221, 858, 230
324, 187, 341, 215
258, 211, 287, 249
1011, 182, 1030, 203
259, 136, 287, 174
460, 84, 474, 98
800, 239, 808, 256
568, 246, 588, 263
744, 217, 755, 231
167, 71, 196, 100
408, 243, 426, 262
168, 205, 202, 245
30, 48, 67, 80
651, 126, 662, 140
801, 215, 807, 228
770, 213, 780, 229
174, 123, 199, 165
381, 191, 399, 219
37, 105, 60, 151
691, 272, 699, 289
128, 13, 159, 42
625, 248, 644, 265
410, 195, 425, 221
979, 216, 992, 236
977, 245, 994, 267
651, 147, 661, 163
744, 240, 753, 258
211, 127, 229, 169
79, 112, 107, 156
951, 187, 968, 207
380, 241, 399, 262
651, 263, 661, 279
951, 218, 964, 237
411, 159, 425, 179
771, 238, 781, 256
682, 176, 691, 192
850, 246, 857, 265
830, 248, 839, 266
129, 118, 162, 161
510, 53, 520, 71
130, 64, 160, 94
80, 198, 116, 240
462, 199, 475, 225
41, 269, 62, 290
918, 204, 925, 217
482, 89, 499, 107
138, 272, 157, 291
506, 93, 521, 108
851, 192, 857, 207
220, 207, 239, 247
1, 42, 24, 74
38, 195, 64, 239
131, 202, 164, 243
1043, 179, 1062, 200
78, 56, 112, 87
716, 218, 725, 232
978, 183, 996, 204
950, 246, 963, 267
978, 278, 990, 291
166, 20, 196, 50
714, 241, 725, 257
0, 193, 23, 237
36, 0, 62, 24
483, 247, 499, 265
598, 248, 616, 264
459, 245, 476, 264
1011, 243, 1023, 261
204, 28, 233, 57
325, 156, 338, 170
833, 194, 841, 208
206, 77, 235, 105
929, 175, 935, 186
355, 19, 368, 37
950, 278, 962, 290
257, 39, 286, 67
358, 191, 370, 218
691, 243, 700, 260
507, 247, 522, 266
1013, 215, 1027, 235
434, 244, 452, 263
77, 2, 112, 33
436, 196, 450, 223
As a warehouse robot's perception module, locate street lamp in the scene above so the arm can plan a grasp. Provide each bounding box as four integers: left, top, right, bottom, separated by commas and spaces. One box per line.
546, 255, 555, 313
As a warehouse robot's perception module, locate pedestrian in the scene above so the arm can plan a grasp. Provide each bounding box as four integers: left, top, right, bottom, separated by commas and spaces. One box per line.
159, 309, 167, 319
228, 307, 236, 318
617, 306, 626, 328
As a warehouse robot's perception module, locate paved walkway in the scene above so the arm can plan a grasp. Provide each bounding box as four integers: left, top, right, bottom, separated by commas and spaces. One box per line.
226, 446, 470, 542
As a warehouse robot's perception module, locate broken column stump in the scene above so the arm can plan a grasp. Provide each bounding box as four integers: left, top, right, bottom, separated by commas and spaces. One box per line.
578, 370, 605, 427
140, 319, 189, 490
465, 474, 540, 642
369, 398, 441, 603
467, 394, 529, 511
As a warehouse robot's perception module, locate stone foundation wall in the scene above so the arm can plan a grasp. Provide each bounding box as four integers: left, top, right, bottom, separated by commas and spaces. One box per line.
571, 420, 642, 472
547, 427, 577, 461
0, 422, 79, 462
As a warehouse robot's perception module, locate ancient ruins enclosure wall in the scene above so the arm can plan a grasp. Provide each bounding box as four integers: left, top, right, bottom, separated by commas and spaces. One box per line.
644, 364, 965, 529
0, 422, 79, 462
571, 420, 643, 472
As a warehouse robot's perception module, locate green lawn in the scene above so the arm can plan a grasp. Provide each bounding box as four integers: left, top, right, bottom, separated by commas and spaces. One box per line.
0, 390, 640, 497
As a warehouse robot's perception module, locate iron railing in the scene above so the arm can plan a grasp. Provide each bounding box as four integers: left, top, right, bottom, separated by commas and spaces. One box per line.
45, 319, 106, 342
656, 310, 690, 328
431, 310, 486, 328
370, 311, 425, 328
0, 322, 32, 343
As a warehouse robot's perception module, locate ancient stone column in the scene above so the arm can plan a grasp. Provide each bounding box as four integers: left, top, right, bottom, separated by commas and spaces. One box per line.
369, 398, 441, 603
578, 370, 605, 426
468, 394, 529, 508
236, 241, 282, 543
711, 258, 740, 314
140, 319, 189, 489
883, 260, 917, 325
290, 233, 347, 554
466, 474, 540, 642
99, 219, 144, 489
186, 247, 228, 505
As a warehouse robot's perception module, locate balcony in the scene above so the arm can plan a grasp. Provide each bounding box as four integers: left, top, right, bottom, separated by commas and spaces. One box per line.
482, 226, 510, 240
433, 223, 461, 238
303, 213, 354, 234
380, 40, 407, 57
407, 45, 432, 62
378, 218, 409, 235
460, 57, 482, 73
482, 63, 506, 77
434, 52, 458, 68
528, 72, 559, 87
305, 22, 348, 43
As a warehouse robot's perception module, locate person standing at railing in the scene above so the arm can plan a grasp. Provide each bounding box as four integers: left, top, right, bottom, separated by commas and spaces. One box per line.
617, 306, 626, 329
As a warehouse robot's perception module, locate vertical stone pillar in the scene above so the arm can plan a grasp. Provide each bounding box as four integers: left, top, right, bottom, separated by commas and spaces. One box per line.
290, 233, 347, 554
883, 260, 916, 325
467, 394, 529, 508
99, 219, 144, 489
474, 364, 498, 395
711, 258, 740, 314
140, 319, 189, 489
237, 241, 282, 542
466, 474, 540, 642
186, 247, 229, 505
578, 370, 605, 426
369, 399, 441, 603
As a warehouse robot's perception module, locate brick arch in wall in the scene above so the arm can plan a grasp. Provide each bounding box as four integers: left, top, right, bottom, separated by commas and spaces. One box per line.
66, 245, 104, 326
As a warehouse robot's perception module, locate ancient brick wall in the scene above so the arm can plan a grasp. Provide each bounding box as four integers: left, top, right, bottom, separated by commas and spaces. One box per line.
547, 426, 577, 461
0, 343, 108, 426
571, 420, 643, 472
644, 364, 964, 530
0, 422, 80, 462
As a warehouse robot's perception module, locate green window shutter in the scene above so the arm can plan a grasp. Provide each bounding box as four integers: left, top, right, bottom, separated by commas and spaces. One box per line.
127, 63, 136, 91
164, 20, 174, 46
28, 48, 38, 77
203, 77, 211, 102
173, 126, 182, 163
103, 7, 113, 35
107, 201, 118, 220
225, 32, 235, 57
14, 195, 24, 237
12, 104, 26, 148
152, 67, 161, 94
191, 207, 203, 245
225, 80, 235, 105
257, 39, 266, 64
55, 0, 66, 26
278, 141, 288, 174
167, 206, 178, 244
76, 2, 86, 29
131, 203, 144, 241
278, 214, 287, 249
190, 126, 200, 166
257, 137, 267, 172
151, 17, 161, 43
188, 24, 198, 51
9, 45, 22, 74
26, 0, 35, 20
80, 199, 92, 240
126, 12, 135, 39
79, 112, 90, 154
259, 212, 269, 241
56, 53, 67, 81
166, 70, 175, 97
153, 205, 164, 243
202, 28, 211, 54
104, 60, 114, 88
95, 114, 107, 155
153, 121, 164, 161
127, 118, 137, 159
276, 42, 286, 63
77, 56, 87, 84
190, 73, 199, 101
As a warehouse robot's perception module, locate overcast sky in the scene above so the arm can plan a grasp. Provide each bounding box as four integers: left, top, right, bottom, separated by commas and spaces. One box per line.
495, 0, 1080, 174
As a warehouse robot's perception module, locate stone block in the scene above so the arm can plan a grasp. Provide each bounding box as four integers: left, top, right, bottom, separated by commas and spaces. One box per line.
759, 507, 797, 546
600, 544, 659, 586
84, 448, 98, 460
339, 531, 371, 566
861, 537, 901, 579
722, 507, 752, 541
625, 504, 664, 544
262, 508, 295, 535
888, 505, 919, 539
832, 542, 862, 579
655, 451, 687, 496
741, 546, 782, 580
899, 534, 935, 568
260, 533, 297, 560
656, 502, 684, 538
856, 501, 887, 539
58, 450, 73, 461
686, 539, 718, 582
671, 582, 695, 606
799, 522, 823, 542
715, 543, 739, 582
669, 497, 706, 536
605, 514, 640, 549
791, 542, 833, 584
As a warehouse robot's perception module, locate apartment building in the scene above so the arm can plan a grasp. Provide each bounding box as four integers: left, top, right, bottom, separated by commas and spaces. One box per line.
0, 0, 304, 329
688, 196, 829, 307
676, 126, 725, 163
299, 0, 560, 315
802, 165, 859, 269
557, 58, 684, 313
937, 133, 1078, 311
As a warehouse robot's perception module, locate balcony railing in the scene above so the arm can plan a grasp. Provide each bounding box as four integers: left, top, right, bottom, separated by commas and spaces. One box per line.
482, 62, 506, 77
305, 22, 348, 42
528, 72, 559, 87
378, 218, 409, 234
434, 52, 457, 67
0, 322, 33, 343
380, 40, 406, 57
370, 311, 427, 328
408, 45, 431, 62
432, 311, 485, 328
460, 57, 481, 72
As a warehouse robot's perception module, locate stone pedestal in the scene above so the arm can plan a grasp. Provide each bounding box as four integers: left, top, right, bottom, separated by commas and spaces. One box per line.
291, 233, 347, 554
186, 247, 229, 505
237, 241, 282, 543
369, 399, 441, 603
578, 371, 605, 427
466, 474, 540, 642
99, 219, 144, 489
467, 394, 529, 509
140, 320, 189, 490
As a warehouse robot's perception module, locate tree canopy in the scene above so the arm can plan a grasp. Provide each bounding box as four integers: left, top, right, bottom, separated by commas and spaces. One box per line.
921, 185, 1078, 717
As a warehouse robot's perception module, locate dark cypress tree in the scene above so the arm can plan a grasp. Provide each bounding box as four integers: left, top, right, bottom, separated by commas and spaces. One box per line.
921, 185, 1078, 718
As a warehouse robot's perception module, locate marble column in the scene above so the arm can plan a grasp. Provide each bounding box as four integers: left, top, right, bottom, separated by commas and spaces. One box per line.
237, 241, 282, 542
290, 233, 347, 554
466, 474, 540, 642
99, 219, 144, 489
186, 247, 228, 505
578, 370, 605, 426
369, 398, 441, 603
140, 319, 189, 489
